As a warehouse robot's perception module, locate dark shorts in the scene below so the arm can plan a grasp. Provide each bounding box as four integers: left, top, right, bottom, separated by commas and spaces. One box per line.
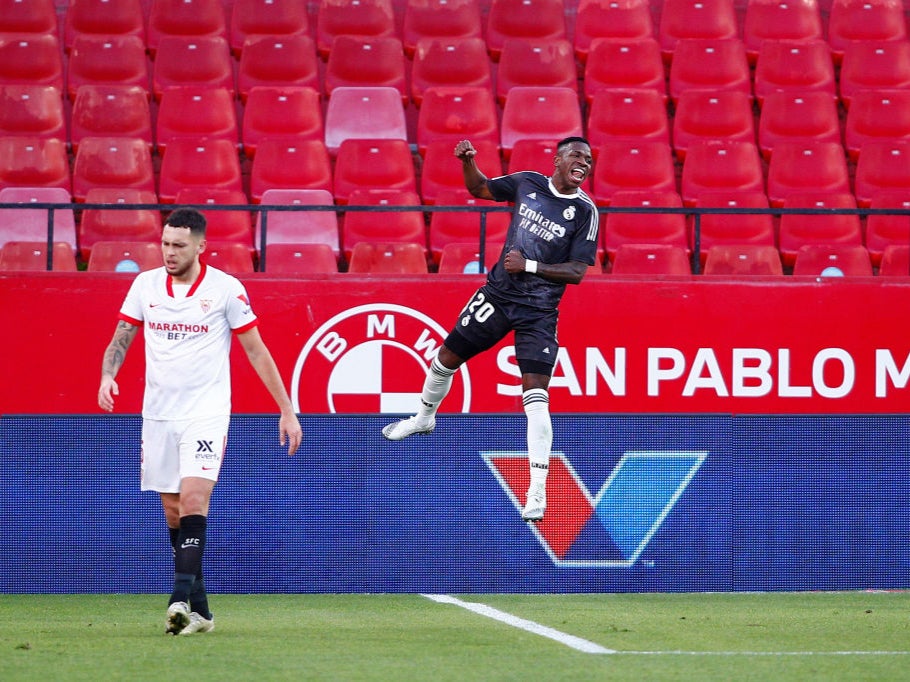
444, 285, 560, 376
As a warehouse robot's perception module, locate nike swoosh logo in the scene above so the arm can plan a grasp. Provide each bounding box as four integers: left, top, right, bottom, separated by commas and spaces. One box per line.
149, 303, 161, 308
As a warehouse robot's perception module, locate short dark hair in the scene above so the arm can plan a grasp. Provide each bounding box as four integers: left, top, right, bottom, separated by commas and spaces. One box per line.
557, 136, 591, 151
165, 208, 207, 237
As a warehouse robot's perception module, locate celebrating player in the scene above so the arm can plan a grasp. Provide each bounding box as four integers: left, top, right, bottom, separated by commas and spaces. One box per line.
98, 208, 302, 635
383, 137, 598, 522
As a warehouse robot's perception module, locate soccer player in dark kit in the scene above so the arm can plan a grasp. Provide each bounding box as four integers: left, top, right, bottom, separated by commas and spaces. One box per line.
383, 136, 598, 522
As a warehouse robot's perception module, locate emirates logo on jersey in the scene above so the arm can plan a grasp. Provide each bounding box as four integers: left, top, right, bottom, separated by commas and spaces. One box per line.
291, 304, 471, 414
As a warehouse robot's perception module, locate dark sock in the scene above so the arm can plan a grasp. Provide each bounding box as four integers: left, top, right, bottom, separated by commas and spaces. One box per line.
169, 525, 210, 617
169, 515, 207, 606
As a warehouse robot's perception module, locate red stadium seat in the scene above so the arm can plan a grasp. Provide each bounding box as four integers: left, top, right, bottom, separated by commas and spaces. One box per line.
0, 84, 65, 141
420, 138, 502, 204
672, 90, 755, 162
753, 39, 836, 106
583, 37, 666, 105
146, 0, 228, 56
0, 33, 63, 91
0, 241, 77, 271
0, 186, 76, 250
573, 0, 653, 64
78, 187, 161, 259
342, 189, 426, 259
610, 243, 692, 275
156, 86, 239, 155
229, 0, 310, 57
324, 86, 407, 155
324, 35, 408, 105
237, 33, 321, 104
839, 40, 910, 108
668, 38, 751, 103
316, 0, 397, 60
691, 190, 775, 262
262, 243, 339, 274
506, 139, 559, 174
702, 244, 783, 276
854, 140, 910, 206
500, 86, 583, 160
255, 188, 340, 256
241, 86, 323, 158
592, 140, 677, 205
766, 141, 850, 206
658, 0, 738, 60
249, 138, 333, 203
428, 188, 510, 262
63, 0, 146, 51
827, 0, 908, 64
778, 191, 863, 266
485, 0, 567, 61
174, 187, 253, 250
411, 37, 493, 107
347, 241, 429, 274
0, 0, 57, 35
201, 242, 255, 273
152, 36, 234, 101
66, 34, 150, 101
416, 86, 499, 155
402, 0, 483, 58
758, 90, 842, 161
87, 240, 161, 272
742, 0, 823, 64
496, 39, 577, 106
864, 192, 910, 266
679, 140, 765, 206
437, 241, 503, 274
0, 137, 70, 192
793, 244, 873, 276
70, 84, 152, 154
587, 88, 670, 149
71, 136, 155, 201
602, 190, 688, 260
879, 244, 910, 275
844, 89, 910, 161
157, 138, 243, 203
333, 138, 417, 205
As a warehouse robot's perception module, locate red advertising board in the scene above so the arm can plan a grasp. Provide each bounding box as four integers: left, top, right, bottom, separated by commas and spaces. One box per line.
3, 272, 910, 415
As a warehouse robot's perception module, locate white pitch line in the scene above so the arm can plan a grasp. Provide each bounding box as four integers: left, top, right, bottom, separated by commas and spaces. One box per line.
618, 651, 910, 657
420, 594, 615, 655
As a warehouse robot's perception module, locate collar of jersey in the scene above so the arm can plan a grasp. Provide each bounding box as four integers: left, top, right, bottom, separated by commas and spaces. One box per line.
166, 262, 207, 298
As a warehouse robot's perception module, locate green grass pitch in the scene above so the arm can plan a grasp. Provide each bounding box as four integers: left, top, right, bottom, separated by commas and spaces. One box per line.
1, 592, 909, 681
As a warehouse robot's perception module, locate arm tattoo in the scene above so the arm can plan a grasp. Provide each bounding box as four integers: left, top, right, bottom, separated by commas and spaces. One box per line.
102, 321, 138, 377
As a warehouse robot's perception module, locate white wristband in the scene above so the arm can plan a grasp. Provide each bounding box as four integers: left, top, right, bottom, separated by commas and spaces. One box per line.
525, 259, 538, 274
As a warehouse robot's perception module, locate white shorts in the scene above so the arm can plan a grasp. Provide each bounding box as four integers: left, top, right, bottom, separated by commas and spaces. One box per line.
140, 415, 230, 492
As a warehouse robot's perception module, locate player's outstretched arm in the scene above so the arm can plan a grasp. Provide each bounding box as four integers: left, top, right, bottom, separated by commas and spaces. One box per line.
237, 327, 303, 456
98, 320, 139, 412
455, 139, 495, 200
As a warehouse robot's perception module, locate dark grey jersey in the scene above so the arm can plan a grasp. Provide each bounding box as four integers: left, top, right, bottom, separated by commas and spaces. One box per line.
485, 171, 599, 309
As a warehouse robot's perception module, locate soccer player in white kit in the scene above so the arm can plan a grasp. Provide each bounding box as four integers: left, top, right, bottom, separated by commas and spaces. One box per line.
98, 208, 302, 635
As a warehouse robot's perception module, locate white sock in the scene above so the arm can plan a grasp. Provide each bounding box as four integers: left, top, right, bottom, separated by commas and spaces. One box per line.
523, 388, 551, 485
416, 356, 455, 422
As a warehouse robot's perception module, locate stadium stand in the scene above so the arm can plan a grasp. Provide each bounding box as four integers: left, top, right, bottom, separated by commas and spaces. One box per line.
500, 86, 583, 159
324, 35, 408, 105
485, 0, 567, 61
602, 190, 688, 262
742, 0, 823, 64
844, 89, 910, 161
839, 40, 910, 108
436, 241, 503, 274
263, 243, 340, 275
428, 188, 510, 263
0, 33, 64, 91
778, 192, 864, 267
879, 244, 910, 275
71, 136, 155, 202
865, 192, 910, 266
0, 84, 65, 141
402, 0, 483, 58
155, 86, 239, 155
316, 0, 398, 59
0, 0, 58, 35
668, 38, 752, 103
752, 39, 836, 106
249, 138, 334, 203
657, 0, 738, 60
63, 0, 147, 51
691, 190, 776, 263
583, 37, 667, 105
146, 0, 228, 56
610, 243, 692, 276
495, 39, 577, 106
241, 86, 324, 158
410, 37, 493, 107
173, 187, 254, 250
586, 88, 670, 149
573, 0, 653, 64
324, 86, 408, 155
592, 140, 677, 205
679, 140, 765, 206
757, 90, 842, 161
69, 84, 153, 153
333, 138, 417, 205
66, 35, 150, 101
229, 0, 310, 57
347, 241, 429, 274
416, 86, 499, 155
672, 89, 755, 162
341, 189, 426, 259
792, 244, 874, 277
151, 35, 234, 101
827, 0, 908, 64
420, 139, 502, 205
0, 186, 77, 250
0, 137, 70, 192
854, 140, 910, 206
86, 240, 161, 272
702, 244, 784, 276
0, 241, 78, 271
201, 242, 256, 274
765, 141, 851, 206
255, 188, 340, 257
157, 138, 243, 203
237, 33, 321, 103
78, 187, 161, 259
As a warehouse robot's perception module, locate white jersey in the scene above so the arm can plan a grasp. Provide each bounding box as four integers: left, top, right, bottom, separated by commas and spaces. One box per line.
118, 263, 258, 420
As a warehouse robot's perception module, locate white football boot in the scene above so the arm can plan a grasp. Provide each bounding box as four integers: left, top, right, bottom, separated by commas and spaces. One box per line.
381, 415, 435, 441
179, 612, 215, 635
165, 601, 190, 635
521, 481, 546, 522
